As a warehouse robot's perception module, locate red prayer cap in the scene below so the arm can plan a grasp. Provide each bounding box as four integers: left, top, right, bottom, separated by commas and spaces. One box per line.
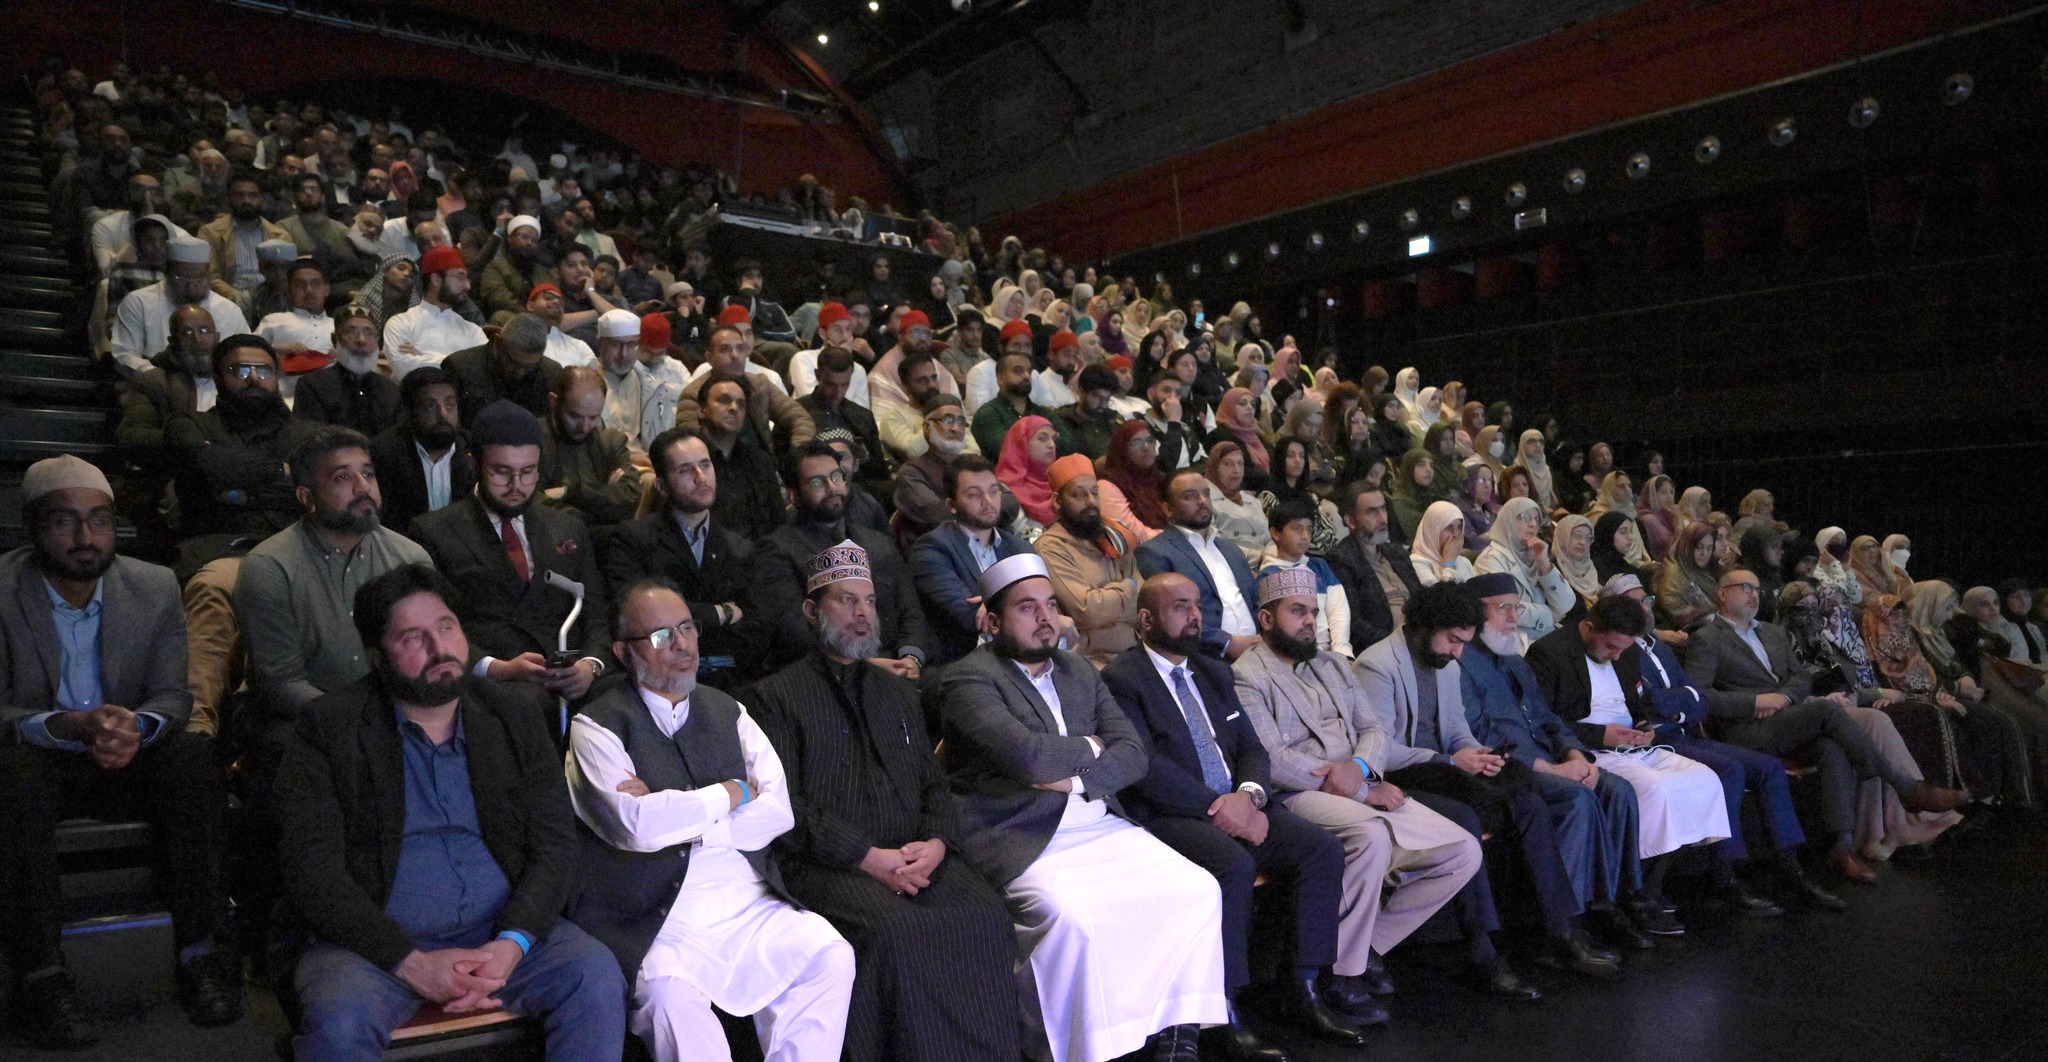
817, 301, 850, 329
898, 309, 931, 332
527, 283, 563, 302
1048, 329, 1078, 353
419, 245, 464, 276
639, 312, 672, 350
1105, 355, 1132, 371
717, 303, 752, 326
1000, 319, 1032, 342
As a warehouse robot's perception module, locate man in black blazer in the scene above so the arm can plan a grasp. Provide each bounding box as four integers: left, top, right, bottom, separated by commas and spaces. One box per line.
367, 365, 475, 536
1323, 483, 1420, 655
1680, 567, 1965, 883
1103, 574, 1364, 1059
292, 303, 400, 436
276, 564, 625, 1057
603, 428, 769, 690
795, 346, 890, 494
409, 402, 612, 705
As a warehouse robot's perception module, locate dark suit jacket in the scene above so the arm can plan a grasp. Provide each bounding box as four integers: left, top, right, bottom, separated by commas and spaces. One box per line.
937, 645, 1148, 887
602, 509, 768, 676
367, 425, 476, 537
292, 364, 401, 438
1100, 646, 1271, 825
750, 653, 958, 869
1324, 533, 1422, 655
758, 518, 930, 671
1526, 624, 1665, 748
1135, 526, 1261, 658
116, 352, 201, 456
796, 392, 889, 491
273, 676, 571, 968
908, 521, 1033, 668
409, 496, 614, 667
164, 405, 315, 545
442, 343, 564, 427
0, 551, 192, 735
1458, 640, 1591, 766
1679, 614, 1815, 723
707, 437, 786, 543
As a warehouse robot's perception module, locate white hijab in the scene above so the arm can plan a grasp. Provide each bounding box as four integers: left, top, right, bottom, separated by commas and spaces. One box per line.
1394, 367, 1421, 415
1518, 429, 1555, 509
1411, 500, 1469, 569
1812, 525, 1861, 603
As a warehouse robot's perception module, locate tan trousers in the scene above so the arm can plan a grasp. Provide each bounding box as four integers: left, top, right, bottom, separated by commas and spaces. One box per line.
182, 557, 242, 737
1283, 789, 1481, 976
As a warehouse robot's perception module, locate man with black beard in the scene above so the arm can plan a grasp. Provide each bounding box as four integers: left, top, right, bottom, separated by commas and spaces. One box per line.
908, 456, 1034, 669
370, 366, 475, 536
1324, 483, 1423, 652
196, 173, 290, 302
696, 371, 786, 542
412, 401, 612, 706
970, 350, 1067, 459
876, 349, 967, 464
293, 302, 401, 435
0, 456, 240, 1049
538, 367, 645, 528
747, 544, 1020, 1062
1034, 454, 1140, 667
278, 564, 625, 1059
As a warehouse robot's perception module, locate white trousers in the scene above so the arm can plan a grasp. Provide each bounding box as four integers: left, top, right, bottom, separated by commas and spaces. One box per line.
1593, 748, 1732, 858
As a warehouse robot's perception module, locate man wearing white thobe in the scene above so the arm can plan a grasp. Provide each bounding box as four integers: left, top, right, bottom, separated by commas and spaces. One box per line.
567, 583, 855, 1062
111, 237, 250, 375
938, 554, 1226, 1062
383, 246, 487, 381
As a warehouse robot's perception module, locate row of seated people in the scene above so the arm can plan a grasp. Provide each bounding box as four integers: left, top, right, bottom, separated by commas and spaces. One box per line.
12, 406, 2019, 1058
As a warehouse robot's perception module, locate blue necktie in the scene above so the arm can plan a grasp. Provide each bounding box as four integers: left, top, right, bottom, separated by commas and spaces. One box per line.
1171, 666, 1232, 794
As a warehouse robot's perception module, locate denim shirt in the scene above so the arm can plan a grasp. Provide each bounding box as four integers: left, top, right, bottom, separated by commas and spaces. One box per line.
385, 705, 511, 951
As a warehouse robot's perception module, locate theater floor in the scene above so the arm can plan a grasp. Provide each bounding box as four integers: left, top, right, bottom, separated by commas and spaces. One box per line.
10, 813, 2044, 1062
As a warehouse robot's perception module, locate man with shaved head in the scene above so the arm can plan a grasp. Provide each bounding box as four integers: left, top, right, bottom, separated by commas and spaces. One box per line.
538, 366, 647, 528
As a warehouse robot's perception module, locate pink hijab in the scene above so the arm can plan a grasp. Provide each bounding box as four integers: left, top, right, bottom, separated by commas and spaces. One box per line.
1217, 387, 1270, 474
996, 415, 1058, 526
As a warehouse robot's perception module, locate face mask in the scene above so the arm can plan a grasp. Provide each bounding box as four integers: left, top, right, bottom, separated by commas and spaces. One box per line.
1890, 549, 1910, 570
1487, 439, 1504, 459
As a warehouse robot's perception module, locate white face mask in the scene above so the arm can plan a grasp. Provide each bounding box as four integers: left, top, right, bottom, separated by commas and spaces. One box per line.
1890, 549, 1910, 570
1488, 439, 1505, 459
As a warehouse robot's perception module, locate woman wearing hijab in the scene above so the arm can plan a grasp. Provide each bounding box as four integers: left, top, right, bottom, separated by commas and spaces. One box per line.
1279, 393, 1330, 469
1580, 442, 1615, 497
1485, 400, 1515, 436
995, 414, 1059, 531
1204, 441, 1271, 566
1391, 367, 1422, 419
1731, 489, 1789, 546
1094, 419, 1167, 544
1585, 471, 1654, 569
1733, 525, 1792, 623
1452, 463, 1499, 552
1438, 380, 1466, 421
1366, 392, 1413, 462
1552, 515, 1604, 609
1968, 584, 2048, 669
1476, 496, 1576, 641
1187, 333, 1228, 414
1405, 386, 1442, 449
1780, 582, 1963, 860
1514, 429, 1556, 512
1676, 486, 1714, 536
1205, 386, 1272, 493
1998, 581, 2047, 666
1459, 401, 1487, 441
1637, 474, 1682, 562
1914, 581, 2045, 805
1652, 521, 1719, 629
1121, 298, 1154, 353
1387, 450, 1439, 548
1877, 535, 1915, 597
1864, 593, 2023, 803
356, 253, 421, 326
1408, 500, 1475, 586
1468, 425, 1507, 478
1811, 526, 1863, 610
1848, 535, 1900, 611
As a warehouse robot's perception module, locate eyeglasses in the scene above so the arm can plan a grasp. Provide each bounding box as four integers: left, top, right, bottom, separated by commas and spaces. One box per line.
1130, 435, 1159, 449
484, 466, 541, 486
39, 511, 117, 534
227, 364, 278, 381
627, 621, 696, 651
925, 414, 967, 429
801, 469, 848, 491
1724, 582, 1761, 594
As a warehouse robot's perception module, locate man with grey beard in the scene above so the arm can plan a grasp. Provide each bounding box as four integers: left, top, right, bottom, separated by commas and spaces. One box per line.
293, 303, 401, 435
890, 394, 975, 538
746, 543, 1019, 1062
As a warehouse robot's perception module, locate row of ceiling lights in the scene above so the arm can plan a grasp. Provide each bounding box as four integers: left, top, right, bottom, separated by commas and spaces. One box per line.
1173, 71, 1981, 280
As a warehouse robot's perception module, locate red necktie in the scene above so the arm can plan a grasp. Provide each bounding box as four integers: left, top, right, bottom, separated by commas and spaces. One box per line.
501, 517, 530, 581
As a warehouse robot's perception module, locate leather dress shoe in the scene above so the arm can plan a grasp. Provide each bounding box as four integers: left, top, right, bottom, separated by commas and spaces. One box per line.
1279, 977, 1368, 1043
1713, 881, 1785, 918
1198, 1019, 1291, 1062
1831, 849, 1880, 885
15, 970, 100, 1050
1533, 926, 1622, 982
1463, 955, 1543, 1002
1901, 783, 1967, 815
1357, 949, 1396, 995
1319, 974, 1390, 1028
178, 951, 245, 1027
1782, 870, 1848, 912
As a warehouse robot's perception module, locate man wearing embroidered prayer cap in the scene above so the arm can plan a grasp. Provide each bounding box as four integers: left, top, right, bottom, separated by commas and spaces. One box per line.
566, 577, 854, 1061
747, 541, 1019, 1062
938, 552, 1227, 1062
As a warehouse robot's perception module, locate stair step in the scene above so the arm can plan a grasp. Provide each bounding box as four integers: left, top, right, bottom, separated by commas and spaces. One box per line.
56, 818, 153, 855
0, 307, 66, 329
0, 347, 96, 379
0, 403, 115, 442
0, 323, 77, 350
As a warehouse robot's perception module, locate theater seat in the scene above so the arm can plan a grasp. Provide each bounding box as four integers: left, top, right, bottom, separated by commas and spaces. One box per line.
383, 1003, 542, 1061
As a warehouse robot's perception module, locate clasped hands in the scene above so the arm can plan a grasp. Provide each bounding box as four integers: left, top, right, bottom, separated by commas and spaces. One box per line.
860, 839, 948, 896
51, 704, 143, 770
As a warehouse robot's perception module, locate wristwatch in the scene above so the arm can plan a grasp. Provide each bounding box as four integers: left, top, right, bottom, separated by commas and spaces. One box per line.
1236, 781, 1268, 810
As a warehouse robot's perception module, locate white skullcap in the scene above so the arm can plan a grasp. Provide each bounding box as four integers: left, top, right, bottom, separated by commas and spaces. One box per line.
549, 153, 569, 170
22, 455, 114, 504
597, 309, 641, 339
507, 214, 541, 237
1598, 573, 1646, 599
166, 235, 212, 264
664, 281, 695, 300
978, 553, 1050, 604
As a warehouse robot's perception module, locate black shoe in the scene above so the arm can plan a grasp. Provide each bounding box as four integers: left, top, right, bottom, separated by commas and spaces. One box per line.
1463, 955, 1543, 1002
1151, 1022, 1202, 1062
1533, 926, 1623, 982
1713, 881, 1785, 918
177, 951, 245, 1027
1625, 897, 1687, 936
1357, 950, 1396, 996
1781, 868, 1848, 912
1315, 974, 1388, 1029
15, 969, 100, 1050
1198, 1020, 1291, 1062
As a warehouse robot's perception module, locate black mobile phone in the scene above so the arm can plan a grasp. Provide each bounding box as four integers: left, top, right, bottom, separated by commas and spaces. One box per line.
547, 650, 580, 671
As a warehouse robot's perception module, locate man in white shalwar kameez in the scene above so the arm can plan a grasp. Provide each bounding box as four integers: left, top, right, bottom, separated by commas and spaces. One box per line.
566, 580, 854, 1062
937, 554, 1227, 1062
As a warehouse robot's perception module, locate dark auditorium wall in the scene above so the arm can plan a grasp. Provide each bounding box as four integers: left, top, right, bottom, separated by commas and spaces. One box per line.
986, 0, 2039, 263
0, 0, 901, 202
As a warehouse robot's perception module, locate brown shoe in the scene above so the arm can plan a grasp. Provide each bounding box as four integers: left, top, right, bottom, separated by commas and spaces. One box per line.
1900, 783, 1967, 815
1831, 849, 1879, 884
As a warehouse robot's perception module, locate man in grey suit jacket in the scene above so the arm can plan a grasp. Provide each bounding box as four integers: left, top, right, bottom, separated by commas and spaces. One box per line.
937, 553, 1226, 1062
0, 456, 239, 1048
1680, 567, 1965, 883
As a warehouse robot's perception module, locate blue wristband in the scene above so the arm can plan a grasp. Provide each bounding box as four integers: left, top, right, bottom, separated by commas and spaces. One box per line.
495, 929, 532, 956
1351, 756, 1374, 782
734, 779, 752, 805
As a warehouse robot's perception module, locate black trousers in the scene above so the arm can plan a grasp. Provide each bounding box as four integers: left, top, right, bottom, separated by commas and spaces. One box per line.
1386, 760, 1581, 936
1719, 699, 1919, 845
1146, 803, 1345, 994
0, 731, 227, 975
1407, 791, 1503, 959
